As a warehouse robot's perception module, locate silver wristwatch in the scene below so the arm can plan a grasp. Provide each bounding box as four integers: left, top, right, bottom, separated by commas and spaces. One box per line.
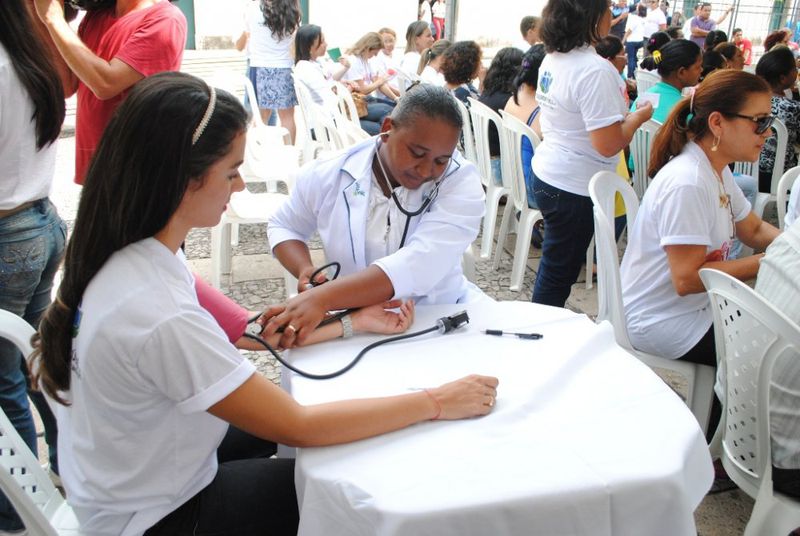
340, 315, 353, 339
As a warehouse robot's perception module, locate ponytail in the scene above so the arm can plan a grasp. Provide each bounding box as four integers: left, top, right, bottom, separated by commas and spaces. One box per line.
416, 39, 451, 75
648, 97, 693, 178
648, 69, 770, 177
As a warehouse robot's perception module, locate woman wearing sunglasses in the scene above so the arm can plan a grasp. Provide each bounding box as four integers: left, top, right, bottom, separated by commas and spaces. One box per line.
620, 70, 780, 437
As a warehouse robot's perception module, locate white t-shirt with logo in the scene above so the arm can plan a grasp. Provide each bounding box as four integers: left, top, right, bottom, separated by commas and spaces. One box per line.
621, 142, 751, 359
532, 45, 627, 197
643, 7, 667, 39
55, 238, 256, 535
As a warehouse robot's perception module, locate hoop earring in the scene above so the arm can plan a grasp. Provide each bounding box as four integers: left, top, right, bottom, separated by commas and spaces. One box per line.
711, 134, 720, 152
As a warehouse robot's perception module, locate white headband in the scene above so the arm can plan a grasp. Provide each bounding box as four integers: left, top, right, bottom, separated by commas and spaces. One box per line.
192, 86, 217, 145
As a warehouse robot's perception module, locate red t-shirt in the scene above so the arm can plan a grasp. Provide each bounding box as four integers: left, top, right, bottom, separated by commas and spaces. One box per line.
737, 38, 753, 66
75, 1, 186, 184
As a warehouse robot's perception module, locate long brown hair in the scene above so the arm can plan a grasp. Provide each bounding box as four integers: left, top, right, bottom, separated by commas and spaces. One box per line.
648, 70, 770, 178
30, 73, 248, 405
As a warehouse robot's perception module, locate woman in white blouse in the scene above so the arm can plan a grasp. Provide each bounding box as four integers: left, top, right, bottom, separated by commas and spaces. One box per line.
400, 20, 435, 80
343, 32, 399, 102
620, 70, 779, 437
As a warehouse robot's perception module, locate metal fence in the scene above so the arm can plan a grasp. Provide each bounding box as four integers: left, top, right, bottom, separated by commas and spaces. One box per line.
670, 0, 800, 45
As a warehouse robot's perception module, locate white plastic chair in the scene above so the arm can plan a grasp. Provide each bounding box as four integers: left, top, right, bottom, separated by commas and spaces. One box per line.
331, 81, 371, 145
393, 67, 419, 96
699, 268, 800, 536
468, 98, 511, 261
752, 118, 789, 220
492, 110, 543, 291
629, 119, 661, 199
454, 98, 478, 165
777, 166, 800, 230
210, 190, 289, 288
588, 171, 716, 431
292, 79, 346, 157
0, 310, 82, 535
239, 124, 300, 192
634, 69, 660, 93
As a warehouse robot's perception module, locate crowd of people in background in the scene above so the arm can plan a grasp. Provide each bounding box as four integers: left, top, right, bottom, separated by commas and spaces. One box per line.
4, 0, 800, 534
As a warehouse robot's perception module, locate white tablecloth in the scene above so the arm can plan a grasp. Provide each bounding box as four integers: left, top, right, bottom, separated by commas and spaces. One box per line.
282, 301, 713, 536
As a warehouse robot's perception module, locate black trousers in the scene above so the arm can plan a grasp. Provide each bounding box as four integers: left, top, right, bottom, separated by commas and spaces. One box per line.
679, 326, 722, 442
144, 426, 298, 536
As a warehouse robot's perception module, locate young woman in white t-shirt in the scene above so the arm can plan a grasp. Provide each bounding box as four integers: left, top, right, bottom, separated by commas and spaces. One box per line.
400, 20, 435, 80
530, 0, 653, 308
343, 32, 398, 102
417, 38, 451, 84
31, 72, 498, 536
620, 70, 779, 436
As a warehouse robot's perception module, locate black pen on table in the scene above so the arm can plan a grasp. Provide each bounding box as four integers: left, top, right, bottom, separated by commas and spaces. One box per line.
484, 329, 543, 340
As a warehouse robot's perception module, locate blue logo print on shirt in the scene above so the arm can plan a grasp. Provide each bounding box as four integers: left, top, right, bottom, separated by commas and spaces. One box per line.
540, 71, 553, 94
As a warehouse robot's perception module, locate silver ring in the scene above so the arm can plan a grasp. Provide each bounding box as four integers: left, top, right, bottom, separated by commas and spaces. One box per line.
286, 324, 297, 333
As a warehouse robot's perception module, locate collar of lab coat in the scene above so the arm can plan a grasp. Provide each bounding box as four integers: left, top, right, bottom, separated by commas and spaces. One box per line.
336, 138, 464, 265
339, 139, 378, 267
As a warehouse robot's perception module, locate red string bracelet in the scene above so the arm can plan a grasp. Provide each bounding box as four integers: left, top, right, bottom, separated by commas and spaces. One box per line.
423, 389, 441, 420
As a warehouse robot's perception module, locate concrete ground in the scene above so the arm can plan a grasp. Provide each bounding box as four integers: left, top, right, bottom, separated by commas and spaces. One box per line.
46, 133, 758, 535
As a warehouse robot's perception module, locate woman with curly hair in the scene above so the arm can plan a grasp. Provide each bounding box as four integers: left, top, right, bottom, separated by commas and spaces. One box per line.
477, 47, 523, 184
440, 40, 482, 105
244, 0, 300, 141
764, 29, 791, 53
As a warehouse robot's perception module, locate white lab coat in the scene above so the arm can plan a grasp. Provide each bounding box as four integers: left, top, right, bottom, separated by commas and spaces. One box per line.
268, 138, 486, 304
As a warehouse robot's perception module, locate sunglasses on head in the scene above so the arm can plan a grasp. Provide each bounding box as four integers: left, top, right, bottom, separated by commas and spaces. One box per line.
724, 113, 776, 135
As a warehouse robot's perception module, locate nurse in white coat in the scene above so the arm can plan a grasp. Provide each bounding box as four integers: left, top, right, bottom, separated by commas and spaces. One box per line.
266, 84, 486, 346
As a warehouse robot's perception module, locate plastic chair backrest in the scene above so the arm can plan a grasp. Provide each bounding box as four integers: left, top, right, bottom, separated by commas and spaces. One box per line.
210, 72, 267, 130
0, 310, 71, 535
454, 98, 478, 165
777, 166, 800, 230
499, 110, 541, 212
630, 119, 661, 198
393, 67, 419, 95
767, 118, 789, 195
588, 171, 641, 351
737, 118, 788, 190
293, 79, 325, 144
292, 80, 347, 152
699, 268, 800, 497
635, 70, 660, 93
733, 159, 756, 176
467, 97, 505, 189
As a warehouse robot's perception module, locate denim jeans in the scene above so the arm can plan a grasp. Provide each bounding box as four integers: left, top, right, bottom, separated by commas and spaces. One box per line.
0, 198, 66, 530
625, 41, 644, 79
531, 174, 595, 307
360, 99, 394, 135
729, 173, 758, 259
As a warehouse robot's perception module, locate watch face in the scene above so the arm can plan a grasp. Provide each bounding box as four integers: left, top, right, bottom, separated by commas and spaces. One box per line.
245, 322, 264, 337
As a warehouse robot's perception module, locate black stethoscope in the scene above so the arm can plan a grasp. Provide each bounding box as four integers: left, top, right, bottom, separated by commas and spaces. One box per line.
373, 135, 459, 248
